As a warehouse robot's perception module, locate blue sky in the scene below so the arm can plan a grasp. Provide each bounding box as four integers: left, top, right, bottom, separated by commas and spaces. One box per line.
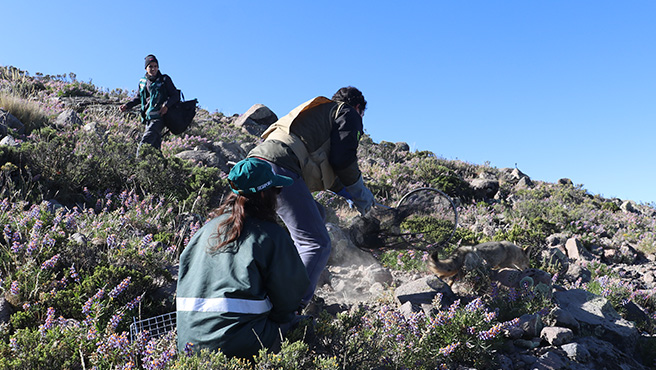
2, 1, 655, 203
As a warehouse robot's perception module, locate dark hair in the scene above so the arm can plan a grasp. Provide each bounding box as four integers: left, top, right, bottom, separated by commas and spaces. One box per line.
332, 86, 367, 111
208, 188, 278, 252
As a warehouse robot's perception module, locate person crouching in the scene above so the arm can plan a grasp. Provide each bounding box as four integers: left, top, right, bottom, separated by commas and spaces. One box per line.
176, 157, 310, 358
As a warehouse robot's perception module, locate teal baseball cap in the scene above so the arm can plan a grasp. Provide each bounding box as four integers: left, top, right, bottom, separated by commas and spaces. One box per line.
228, 158, 293, 195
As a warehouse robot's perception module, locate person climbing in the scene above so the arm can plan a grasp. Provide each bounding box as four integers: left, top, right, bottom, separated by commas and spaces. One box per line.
247, 86, 375, 310
119, 54, 179, 157
176, 157, 310, 358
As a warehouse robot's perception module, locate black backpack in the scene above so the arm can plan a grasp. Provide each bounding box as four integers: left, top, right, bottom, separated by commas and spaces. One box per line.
164, 90, 198, 135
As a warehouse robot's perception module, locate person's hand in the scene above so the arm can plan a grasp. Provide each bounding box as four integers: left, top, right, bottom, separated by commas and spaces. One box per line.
160, 106, 168, 115
119, 104, 127, 112
345, 176, 375, 216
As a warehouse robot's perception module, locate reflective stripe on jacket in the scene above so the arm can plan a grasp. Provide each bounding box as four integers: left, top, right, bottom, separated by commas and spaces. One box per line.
177, 296, 273, 314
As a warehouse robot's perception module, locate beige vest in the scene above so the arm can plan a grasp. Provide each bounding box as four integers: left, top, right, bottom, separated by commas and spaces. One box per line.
261, 97, 343, 192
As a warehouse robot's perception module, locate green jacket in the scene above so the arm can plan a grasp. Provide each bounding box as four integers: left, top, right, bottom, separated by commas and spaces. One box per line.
124, 72, 179, 120
176, 214, 309, 357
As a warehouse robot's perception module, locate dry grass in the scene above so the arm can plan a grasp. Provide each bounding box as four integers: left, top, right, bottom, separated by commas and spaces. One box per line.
0, 93, 49, 132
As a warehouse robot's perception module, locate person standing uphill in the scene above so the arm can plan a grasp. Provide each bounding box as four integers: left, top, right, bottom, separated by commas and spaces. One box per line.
120, 54, 179, 157
247, 86, 375, 308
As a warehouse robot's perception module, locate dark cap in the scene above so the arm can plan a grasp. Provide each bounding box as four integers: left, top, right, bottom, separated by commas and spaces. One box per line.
144, 54, 158, 69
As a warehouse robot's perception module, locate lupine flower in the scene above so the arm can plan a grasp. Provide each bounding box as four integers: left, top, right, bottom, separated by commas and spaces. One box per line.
31, 219, 43, 233
10, 281, 19, 295
141, 234, 153, 248
40, 254, 60, 270
70, 265, 80, 283
183, 342, 194, 357
109, 277, 131, 299
3, 224, 12, 241
10, 241, 22, 253
22, 302, 31, 310
438, 341, 460, 356
9, 337, 19, 352
39, 307, 56, 336
87, 326, 98, 340
465, 297, 483, 312
107, 311, 125, 331
82, 289, 105, 314
125, 295, 143, 310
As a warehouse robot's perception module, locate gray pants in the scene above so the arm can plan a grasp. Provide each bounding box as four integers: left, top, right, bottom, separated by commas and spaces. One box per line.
137, 118, 165, 157
268, 162, 331, 304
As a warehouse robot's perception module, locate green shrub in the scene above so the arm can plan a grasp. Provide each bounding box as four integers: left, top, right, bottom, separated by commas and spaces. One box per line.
56, 81, 97, 97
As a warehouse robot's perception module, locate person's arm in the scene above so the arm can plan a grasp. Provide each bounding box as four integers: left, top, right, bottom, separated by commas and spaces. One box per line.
120, 95, 141, 112
329, 105, 374, 214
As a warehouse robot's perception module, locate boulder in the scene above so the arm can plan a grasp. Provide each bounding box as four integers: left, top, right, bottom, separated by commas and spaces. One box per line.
0, 108, 25, 134
553, 289, 639, 354
233, 104, 277, 136
55, 109, 83, 128
394, 275, 455, 308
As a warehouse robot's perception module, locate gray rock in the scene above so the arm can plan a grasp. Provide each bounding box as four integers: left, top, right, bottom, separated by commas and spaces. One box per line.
546, 233, 569, 247
533, 351, 568, 370
561, 342, 591, 362
233, 104, 277, 136
620, 200, 638, 213
237, 104, 277, 126
395, 142, 410, 151
540, 326, 574, 346
0, 108, 25, 134
469, 178, 499, 199
394, 275, 454, 308
563, 263, 592, 285
0, 135, 19, 147
553, 289, 639, 354
215, 141, 247, 164
518, 313, 543, 338
55, 109, 83, 128
557, 178, 573, 185
548, 307, 580, 333
70, 232, 88, 247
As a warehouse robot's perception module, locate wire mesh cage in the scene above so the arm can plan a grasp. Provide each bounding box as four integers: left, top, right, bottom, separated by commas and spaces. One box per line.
129, 311, 176, 342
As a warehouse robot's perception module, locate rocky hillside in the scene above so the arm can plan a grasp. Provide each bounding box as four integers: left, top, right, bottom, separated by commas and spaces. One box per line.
1, 65, 656, 369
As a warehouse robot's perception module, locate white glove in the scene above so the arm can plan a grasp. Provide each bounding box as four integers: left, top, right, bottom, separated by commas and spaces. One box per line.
345, 175, 375, 215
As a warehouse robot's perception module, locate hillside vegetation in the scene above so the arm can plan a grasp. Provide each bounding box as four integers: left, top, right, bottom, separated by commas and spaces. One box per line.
0, 65, 655, 369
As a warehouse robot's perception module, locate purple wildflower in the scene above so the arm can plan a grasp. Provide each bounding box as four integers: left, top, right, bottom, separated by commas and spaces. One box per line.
39, 307, 56, 336
109, 277, 131, 299
438, 341, 460, 356
183, 342, 194, 356
70, 265, 80, 283
40, 254, 60, 270
10, 281, 19, 295
82, 288, 105, 314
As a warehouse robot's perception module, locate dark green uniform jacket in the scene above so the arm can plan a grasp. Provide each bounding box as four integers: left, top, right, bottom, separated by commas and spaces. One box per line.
176, 214, 309, 357
124, 71, 179, 121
